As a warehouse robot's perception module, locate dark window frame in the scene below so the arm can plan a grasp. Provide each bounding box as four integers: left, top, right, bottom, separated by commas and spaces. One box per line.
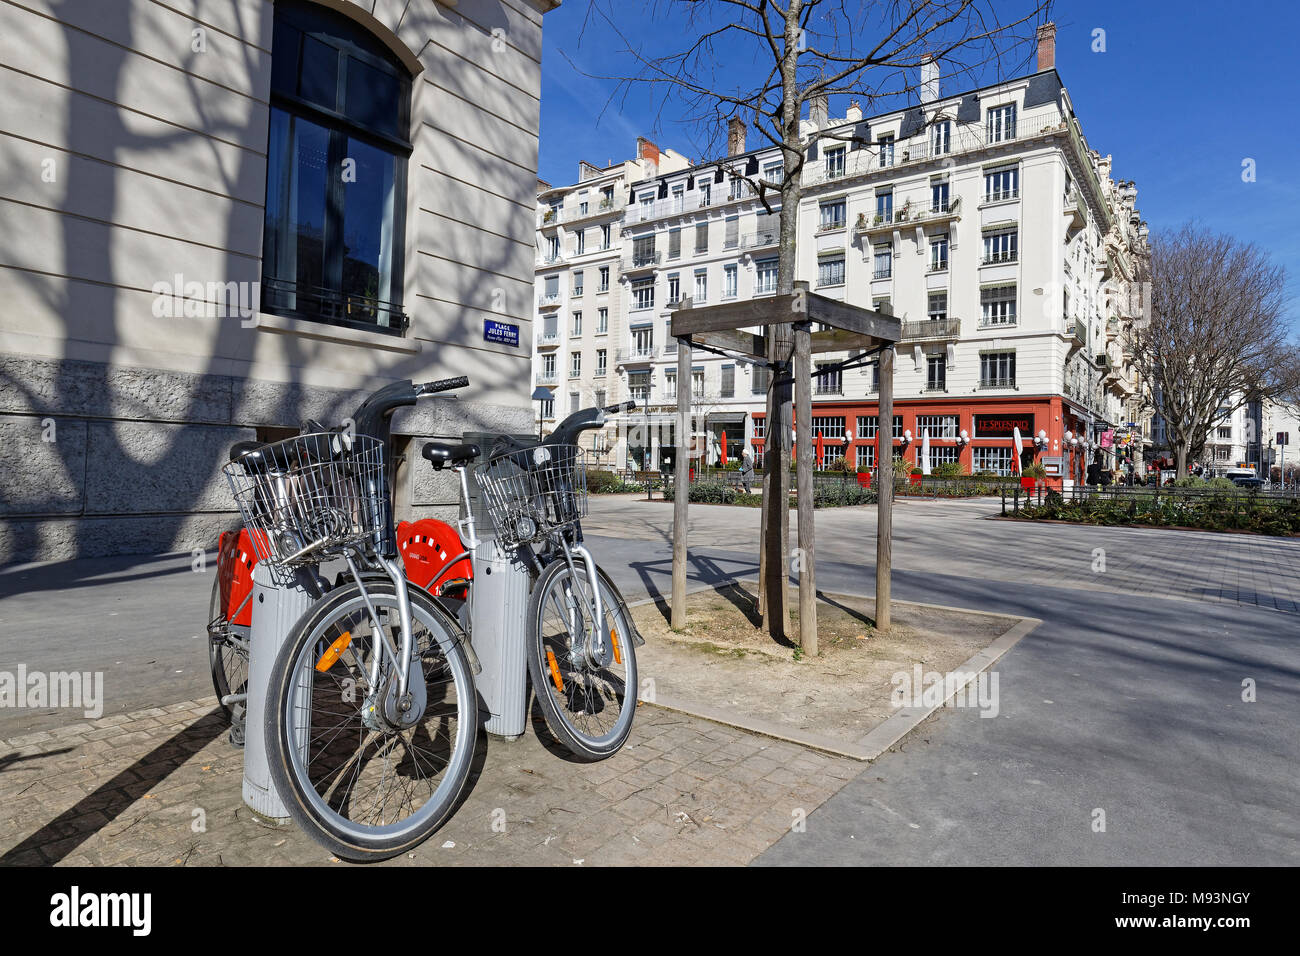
262, 1, 414, 335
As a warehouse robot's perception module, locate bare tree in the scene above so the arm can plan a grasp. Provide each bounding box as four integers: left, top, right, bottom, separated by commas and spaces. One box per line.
1129, 224, 1298, 478
574, 0, 1050, 635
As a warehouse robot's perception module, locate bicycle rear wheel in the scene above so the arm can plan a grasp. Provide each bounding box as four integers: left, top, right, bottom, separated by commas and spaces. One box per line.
265, 578, 477, 862
207, 575, 249, 727
525, 557, 637, 760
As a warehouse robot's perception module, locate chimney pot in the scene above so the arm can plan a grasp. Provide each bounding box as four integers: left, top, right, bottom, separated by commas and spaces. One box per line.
809, 93, 828, 131
727, 118, 747, 156
637, 136, 660, 180
920, 54, 940, 104
1036, 22, 1056, 72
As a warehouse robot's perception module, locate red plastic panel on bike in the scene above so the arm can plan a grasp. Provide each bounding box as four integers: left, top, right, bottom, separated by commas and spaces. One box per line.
218, 528, 260, 626
397, 519, 472, 592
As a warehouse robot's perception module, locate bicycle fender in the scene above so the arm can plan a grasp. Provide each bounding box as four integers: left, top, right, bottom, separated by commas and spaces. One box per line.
596, 566, 645, 647
343, 571, 482, 676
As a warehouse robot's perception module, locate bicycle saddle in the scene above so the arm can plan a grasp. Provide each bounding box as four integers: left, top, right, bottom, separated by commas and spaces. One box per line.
422, 442, 480, 470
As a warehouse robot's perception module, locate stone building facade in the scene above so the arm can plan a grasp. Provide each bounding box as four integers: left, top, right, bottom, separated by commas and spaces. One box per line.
532, 23, 1152, 484
0, 0, 556, 562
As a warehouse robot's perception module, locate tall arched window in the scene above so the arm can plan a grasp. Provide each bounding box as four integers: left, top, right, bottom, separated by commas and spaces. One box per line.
261, 1, 412, 332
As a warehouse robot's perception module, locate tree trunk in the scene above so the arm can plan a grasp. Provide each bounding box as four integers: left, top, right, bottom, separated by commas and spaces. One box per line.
793, 309, 816, 653
1175, 442, 1188, 479
758, 0, 803, 639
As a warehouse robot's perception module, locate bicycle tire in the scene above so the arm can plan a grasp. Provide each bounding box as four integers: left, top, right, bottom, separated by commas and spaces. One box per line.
207, 574, 248, 724
264, 578, 478, 862
525, 557, 637, 760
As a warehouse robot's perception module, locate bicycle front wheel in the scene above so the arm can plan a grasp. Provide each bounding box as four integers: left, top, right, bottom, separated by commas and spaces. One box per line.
265, 579, 478, 862
526, 558, 637, 760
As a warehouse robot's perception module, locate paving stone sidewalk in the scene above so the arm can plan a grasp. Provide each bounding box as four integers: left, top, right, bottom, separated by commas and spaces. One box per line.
0, 699, 862, 866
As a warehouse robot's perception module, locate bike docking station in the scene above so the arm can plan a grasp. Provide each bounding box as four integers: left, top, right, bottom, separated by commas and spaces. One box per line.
242, 562, 316, 827
467, 533, 531, 740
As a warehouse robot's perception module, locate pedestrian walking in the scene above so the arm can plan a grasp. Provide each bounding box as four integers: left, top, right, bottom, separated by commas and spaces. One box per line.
1086, 451, 1104, 489
739, 448, 755, 494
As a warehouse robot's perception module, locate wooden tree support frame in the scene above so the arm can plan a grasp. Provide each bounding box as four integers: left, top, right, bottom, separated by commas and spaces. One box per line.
669, 281, 902, 648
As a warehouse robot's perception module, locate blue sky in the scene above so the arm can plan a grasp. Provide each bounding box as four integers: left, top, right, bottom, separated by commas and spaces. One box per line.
538, 1, 1300, 330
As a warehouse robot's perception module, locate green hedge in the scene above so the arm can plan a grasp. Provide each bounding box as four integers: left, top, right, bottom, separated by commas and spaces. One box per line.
662, 479, 876, 508
1019, 489, 1300, 536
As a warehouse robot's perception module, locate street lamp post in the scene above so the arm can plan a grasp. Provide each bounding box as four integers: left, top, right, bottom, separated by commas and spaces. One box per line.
644, 383, 654, 501
531, 386, 550, 442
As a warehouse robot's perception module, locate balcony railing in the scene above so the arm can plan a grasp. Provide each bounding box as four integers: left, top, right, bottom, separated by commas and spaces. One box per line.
979, 377, 1016, 389
908, 197, 961, 225
806, 110, 1071, 187
740, 230, 781, 250
536, 330, 560, 347
623, 188, 751, 226
978, 316, 1017, 329
539, 251, 564, 265
566, 196, 626, 224
616, 347, 657, 363
622, 251, 662, 271
536, 371, 559, 385
537, 292, 562, 309
901, 317, 960, 340
538, 208, 563, 227
1067, 321, 1088, 348
981, 251, 1018, 265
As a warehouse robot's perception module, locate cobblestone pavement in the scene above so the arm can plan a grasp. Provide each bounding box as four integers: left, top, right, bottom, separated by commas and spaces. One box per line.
582, 495, 1300, 613
0, 699, 861, 867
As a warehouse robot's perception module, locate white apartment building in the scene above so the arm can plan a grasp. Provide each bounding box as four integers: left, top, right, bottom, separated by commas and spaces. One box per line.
533, 23, 1150, 481
532, 139, 690, 467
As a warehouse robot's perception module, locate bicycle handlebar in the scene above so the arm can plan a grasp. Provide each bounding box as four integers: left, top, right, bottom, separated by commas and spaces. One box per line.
416, 376, 470, 396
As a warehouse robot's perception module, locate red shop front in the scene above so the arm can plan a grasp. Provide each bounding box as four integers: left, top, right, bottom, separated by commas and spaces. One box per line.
752, 394, 1072, 486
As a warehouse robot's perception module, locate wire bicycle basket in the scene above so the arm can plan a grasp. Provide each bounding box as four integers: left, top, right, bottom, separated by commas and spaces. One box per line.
222, 432, 387, 578
475, 443, 588, 550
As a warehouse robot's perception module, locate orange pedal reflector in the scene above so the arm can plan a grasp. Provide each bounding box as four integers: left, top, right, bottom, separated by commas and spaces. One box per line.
315, 631, 353, 672
610, 627, 622, 665
546, 649, 564, 693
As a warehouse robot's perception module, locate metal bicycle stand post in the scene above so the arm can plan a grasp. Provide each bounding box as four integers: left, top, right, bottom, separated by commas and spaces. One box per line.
469, 535, 531, 739
242, 561, 314, 826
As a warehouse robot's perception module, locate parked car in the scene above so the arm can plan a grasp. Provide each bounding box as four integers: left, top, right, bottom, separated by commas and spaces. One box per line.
1221, 467, 1263, 489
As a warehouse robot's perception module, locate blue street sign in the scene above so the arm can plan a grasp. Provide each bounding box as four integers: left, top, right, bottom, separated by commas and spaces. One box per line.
484, 319, 520, 347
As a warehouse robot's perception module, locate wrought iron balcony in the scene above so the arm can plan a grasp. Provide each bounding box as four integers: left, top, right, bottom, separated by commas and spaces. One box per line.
901, 317, 960, 340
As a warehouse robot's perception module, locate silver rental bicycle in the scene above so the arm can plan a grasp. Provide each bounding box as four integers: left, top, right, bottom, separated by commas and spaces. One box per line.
420, 399, 644, 762
223, 378, 478, 863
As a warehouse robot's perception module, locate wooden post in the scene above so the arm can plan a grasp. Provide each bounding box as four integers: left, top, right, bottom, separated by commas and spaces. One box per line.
875, 344, 894, 633
762, 323, 793, 642
671, 337, 691, 629
793, 318, 817, 655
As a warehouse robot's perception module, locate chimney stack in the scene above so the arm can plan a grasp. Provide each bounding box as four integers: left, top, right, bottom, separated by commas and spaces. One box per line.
727, 118, 746, 156
920, 55, 940, 104
1035, 22, 1056, 72
809, 93, 828, 131
846, 100, 862, 123
637, 136, 660, 179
